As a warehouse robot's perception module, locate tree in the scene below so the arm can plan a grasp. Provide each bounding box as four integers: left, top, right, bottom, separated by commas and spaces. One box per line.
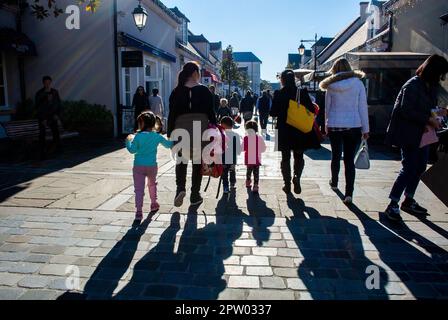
220, 45, 241, 96
4, 0, 100, 20
237, 71, 251, 93
260, 80, 272, 92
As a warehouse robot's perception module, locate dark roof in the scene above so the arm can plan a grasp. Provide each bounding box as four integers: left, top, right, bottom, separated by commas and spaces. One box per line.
317, 17, 361, 59
233, 52, 262, 63
288, 54, 301, 68
313, 37, 334, 48
150, 0, 181, 23
210, 42, 222, 51
169, 7, 190, 22
189, 34, 209, 43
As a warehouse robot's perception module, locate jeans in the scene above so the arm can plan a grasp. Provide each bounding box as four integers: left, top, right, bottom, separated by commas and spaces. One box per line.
222, 165, 236, 189
259, 113, 269, 130
389, 146, 429, 202
38, 118, 60, 158
329, 128, 362, 197
176, 162, 202, 196
281, 150, 305, 185
133, 166, 158, 213
246, 165, 260, 185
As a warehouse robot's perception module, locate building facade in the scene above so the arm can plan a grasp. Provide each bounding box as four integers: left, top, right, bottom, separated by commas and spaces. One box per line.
233, 52, 262, 95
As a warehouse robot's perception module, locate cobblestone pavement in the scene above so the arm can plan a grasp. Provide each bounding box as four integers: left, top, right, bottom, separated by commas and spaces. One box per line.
0, 124, 447, 300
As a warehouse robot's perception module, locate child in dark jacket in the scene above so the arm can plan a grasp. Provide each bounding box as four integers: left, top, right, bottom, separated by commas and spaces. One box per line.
220, 116, 241, 194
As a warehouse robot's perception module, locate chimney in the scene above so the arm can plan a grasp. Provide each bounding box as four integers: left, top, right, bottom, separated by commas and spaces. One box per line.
360, 2, 369, 21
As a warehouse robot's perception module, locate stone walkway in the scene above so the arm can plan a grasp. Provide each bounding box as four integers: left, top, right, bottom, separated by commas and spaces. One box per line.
0, 125, 447, 300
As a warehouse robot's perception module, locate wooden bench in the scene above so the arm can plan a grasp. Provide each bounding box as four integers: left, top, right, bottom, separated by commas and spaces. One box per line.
1, 120, 79, 141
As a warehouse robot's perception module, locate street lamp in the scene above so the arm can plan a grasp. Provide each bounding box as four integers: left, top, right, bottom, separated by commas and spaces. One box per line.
299, 33, 319, 91
132, 0, 148, 32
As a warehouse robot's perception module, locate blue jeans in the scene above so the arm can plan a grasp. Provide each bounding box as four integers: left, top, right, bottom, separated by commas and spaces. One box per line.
389, 146, 430, 202
222, 165, 236, 189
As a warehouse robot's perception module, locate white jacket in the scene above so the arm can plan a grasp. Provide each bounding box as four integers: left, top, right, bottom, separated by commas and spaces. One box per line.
322, 72, 369, 134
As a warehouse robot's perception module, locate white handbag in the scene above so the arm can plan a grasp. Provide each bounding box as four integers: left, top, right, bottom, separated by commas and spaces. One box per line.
355, 139, 370, 170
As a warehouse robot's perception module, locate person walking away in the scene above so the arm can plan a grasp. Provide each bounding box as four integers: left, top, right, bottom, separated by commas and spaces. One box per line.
209, 85, 221, 116
126, 112, 173, 221
148, 88, 164, 119
319, 58, 370, 205
270, 70, 321, 195
217, 98, 232, 122
35, 75, 62, 160
220, 116, 241, 193
229, 92, 240, 117
168, 62, 217, 207
132, 86, 150, 131
384, 54, 448, 222
240, 91, 255, 124
243, 120, 266, 194
258, 91, 271, 137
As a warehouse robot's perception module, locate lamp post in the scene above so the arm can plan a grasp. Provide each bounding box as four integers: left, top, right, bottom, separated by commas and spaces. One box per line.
132, 0, 148, 32
299, 33, 318, 91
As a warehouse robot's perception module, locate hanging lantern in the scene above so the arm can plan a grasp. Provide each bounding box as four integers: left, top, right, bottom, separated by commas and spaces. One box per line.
132, 0, 148, 32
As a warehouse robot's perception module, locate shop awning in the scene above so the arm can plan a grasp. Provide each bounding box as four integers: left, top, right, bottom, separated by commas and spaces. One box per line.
0, 28, 37, 56
345, 52, 429, 69
202, 69, 220, 83
118, 32, 176, 63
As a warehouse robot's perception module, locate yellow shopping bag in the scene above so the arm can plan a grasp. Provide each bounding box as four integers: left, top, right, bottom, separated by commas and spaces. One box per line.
286, 88, 314, 133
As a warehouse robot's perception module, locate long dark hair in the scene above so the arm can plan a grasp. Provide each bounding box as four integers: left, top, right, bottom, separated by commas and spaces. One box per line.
280, 69, 296, 89
134, 86, 146, 96
176, 61, 200, 89
416, 54, 448, 86
137, 111, 162, 133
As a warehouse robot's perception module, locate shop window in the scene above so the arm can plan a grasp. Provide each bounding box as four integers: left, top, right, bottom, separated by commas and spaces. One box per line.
125, 68, 131, 106
365, 69, 412, 105
0, 54, 6, 107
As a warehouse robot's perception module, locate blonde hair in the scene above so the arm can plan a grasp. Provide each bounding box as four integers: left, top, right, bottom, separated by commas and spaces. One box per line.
220, 98, 228, 107
330, 58, 353, 75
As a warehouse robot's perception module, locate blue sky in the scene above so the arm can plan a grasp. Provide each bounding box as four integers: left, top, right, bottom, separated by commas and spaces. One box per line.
162, 0, 363, 82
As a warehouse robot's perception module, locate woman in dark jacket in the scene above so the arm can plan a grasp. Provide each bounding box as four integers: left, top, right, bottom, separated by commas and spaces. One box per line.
384, 55, 448, 221
270, 69, 321, 194
132, 86, 150, 131
168, 62, 217, 207
240, 91, 255, 123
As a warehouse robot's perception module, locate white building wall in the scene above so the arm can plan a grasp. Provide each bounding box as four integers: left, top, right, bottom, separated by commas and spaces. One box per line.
236, 61, 261, 95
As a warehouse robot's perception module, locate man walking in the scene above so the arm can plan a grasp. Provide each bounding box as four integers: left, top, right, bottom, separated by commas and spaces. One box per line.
35, 76, 62, 160
258, 91, 271, 137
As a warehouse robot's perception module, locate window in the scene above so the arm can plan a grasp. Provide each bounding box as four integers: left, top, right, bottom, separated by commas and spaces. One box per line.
145, 64, 151, 77
365, 69, 412, 105
145, 60, 157, 80
0, 53, 7, 107
124, 68, 131, 106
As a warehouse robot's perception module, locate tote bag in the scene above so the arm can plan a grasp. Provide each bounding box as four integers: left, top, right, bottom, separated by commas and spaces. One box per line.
355, 139, 370, 170
286, 88, 314, 134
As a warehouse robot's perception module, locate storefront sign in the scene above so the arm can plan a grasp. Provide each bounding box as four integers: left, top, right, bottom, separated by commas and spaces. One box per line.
122, 51, 143, 68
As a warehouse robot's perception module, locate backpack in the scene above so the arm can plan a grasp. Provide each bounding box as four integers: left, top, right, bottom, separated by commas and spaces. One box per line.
202, 124, 227, 198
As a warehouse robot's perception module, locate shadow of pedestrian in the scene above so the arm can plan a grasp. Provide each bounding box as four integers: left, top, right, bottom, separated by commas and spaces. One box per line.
113, 193, 246, 300
245, 189, 275, 246
285, 194, 389, 300
341, 194, 448, 299
56, 216, 154, 300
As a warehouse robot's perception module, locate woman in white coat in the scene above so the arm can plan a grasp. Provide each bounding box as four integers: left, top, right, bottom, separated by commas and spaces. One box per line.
320, 58, 370, 204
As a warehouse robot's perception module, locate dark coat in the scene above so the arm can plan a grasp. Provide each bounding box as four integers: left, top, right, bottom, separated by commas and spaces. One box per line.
167, 84, 217, 138
258, 95, 271, 114
270, 86, 321, 151
35, 88, 61, 120
240, 96, 254, 113
132, 93, 150, 119
216, 106, 232, 121
385, 76, 438, 149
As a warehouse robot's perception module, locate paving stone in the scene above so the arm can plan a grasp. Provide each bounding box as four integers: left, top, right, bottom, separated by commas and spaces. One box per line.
5, 235, 31, 243
228, 276, 260, 289
9, 262, 42, 274
17, 275, 50, 289
30, 245, 65, 255
260, 277, 286, 289
241, 256, 269, 266
247, 289, 295, 300
0, 287, 25, 299
270, 257, 295, 268
64, 247, 94, 257
0, 262, 17, 272
286, 278, 307, 291
252, 247, 278, 256
246, 267, 273, 276
224, 266, 244, 275
23, 254, 51, 264
223, 256, 240, 265
273, 268, 298, 278
76, 239, 103, 248
0, 273, 24, 286
143, 284, 179, 299
217, 288, 247, 300
234, 240, 257, 247
232, 247, 251, 255
277, 248, 301, 258
0, 252, 27, 262
39, 264, 69, 276
18, 289, 60, 300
